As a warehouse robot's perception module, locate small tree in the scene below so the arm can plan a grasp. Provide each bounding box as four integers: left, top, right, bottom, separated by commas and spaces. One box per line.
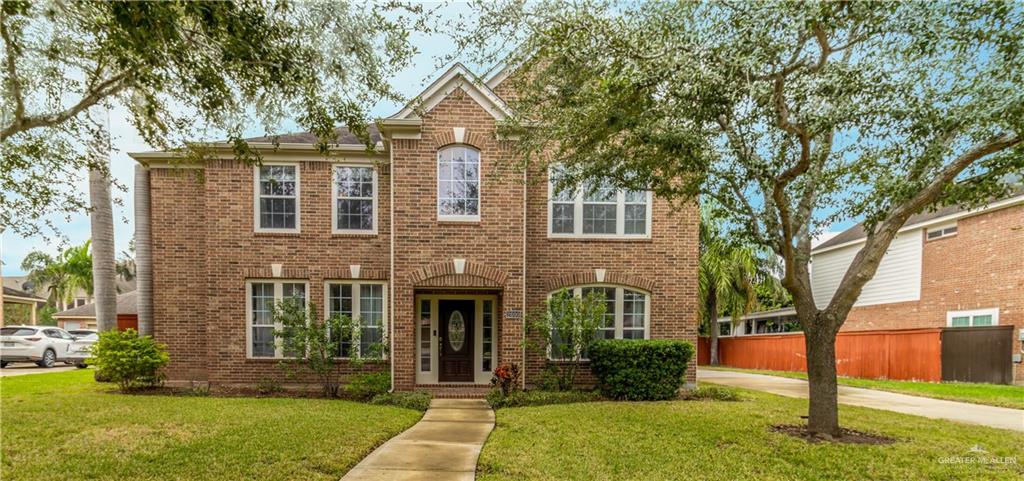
87, 329, 169, 393
272, 299, 385, 398
525, 288, 607, 390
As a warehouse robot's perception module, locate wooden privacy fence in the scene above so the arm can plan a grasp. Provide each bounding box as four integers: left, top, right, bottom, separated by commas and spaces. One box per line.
700, 326, 1016, 383
699, 328, 944, 382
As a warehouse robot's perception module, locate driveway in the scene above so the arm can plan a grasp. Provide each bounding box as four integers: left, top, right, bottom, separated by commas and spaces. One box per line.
698, 368, 1024, 432
0, 364, 79, 377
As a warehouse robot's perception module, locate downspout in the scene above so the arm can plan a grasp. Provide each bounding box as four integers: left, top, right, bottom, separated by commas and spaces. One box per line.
521, 167, 528, 390
134, 164, 154, 337
388, 141, 396, 393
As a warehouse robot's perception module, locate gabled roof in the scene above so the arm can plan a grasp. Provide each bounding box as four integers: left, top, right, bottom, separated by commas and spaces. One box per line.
813, 189, 1024, 253
389, 63, 513, 121
2, 286, 46, 303
242, 125, 381, 146
53, 291, 138, 318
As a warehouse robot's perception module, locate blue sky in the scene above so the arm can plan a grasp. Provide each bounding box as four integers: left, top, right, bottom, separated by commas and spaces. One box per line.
0, 2, 846, 276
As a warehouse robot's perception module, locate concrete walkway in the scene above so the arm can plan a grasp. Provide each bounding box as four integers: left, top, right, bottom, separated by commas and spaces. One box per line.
699, 368, 1024, 432
342, 399, 495, 481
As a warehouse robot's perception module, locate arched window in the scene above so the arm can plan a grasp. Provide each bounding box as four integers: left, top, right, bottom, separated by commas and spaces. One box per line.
548, 285, 650, 359
437, 145, 480, 220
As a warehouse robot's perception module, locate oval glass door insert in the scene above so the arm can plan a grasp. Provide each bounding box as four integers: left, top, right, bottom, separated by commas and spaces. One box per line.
448, 311, 466, 351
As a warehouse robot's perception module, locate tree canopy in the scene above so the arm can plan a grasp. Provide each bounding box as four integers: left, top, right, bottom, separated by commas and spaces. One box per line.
1, 0, 422, 238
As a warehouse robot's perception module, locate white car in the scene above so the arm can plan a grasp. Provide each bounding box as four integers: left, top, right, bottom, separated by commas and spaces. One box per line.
64, 329, 100, 367
0, 326, 80, 368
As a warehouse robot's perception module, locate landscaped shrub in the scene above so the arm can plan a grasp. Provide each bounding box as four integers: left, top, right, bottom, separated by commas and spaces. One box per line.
370, 391, 432, 412
345, 372, 391, 400
486, 389, 603, 409
490, 363, 522, 396
589, 339, 694, 400
682, 385, 742, 401
87, 329, 169, 393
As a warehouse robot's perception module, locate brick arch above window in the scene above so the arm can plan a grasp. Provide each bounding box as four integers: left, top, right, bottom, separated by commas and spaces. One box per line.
431, 128, 490, 150
409, 260, 510, 288
544, 271, 656, 293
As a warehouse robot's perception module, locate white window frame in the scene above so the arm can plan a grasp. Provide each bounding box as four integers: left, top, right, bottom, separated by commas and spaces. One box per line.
245, 280, 309, 359
946, 307, 999, 327
436, 145, 481, 222
546, 285, 651, 360
414, 294, 497, 385
331, 164, 378, 235
253, 163, 301, 233
926, 222, 958, 241
324, 281, 389, 359
547, 169, 653, 239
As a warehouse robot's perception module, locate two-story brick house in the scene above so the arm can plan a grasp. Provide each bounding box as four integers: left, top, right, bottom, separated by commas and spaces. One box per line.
129, 64, 699, 396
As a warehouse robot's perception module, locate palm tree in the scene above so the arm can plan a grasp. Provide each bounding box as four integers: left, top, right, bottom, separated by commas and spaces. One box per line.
699, 210, 776, 365
21, 242, 94, 310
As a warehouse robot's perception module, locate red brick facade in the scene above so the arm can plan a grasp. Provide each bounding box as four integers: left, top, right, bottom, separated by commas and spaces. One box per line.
842, 203, 1024, 382
138, 68, 699, 394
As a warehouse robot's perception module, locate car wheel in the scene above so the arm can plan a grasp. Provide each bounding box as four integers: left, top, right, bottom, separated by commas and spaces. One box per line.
38, 349, 57, 368
0, 361, 7, 368
76, 363, 88, 369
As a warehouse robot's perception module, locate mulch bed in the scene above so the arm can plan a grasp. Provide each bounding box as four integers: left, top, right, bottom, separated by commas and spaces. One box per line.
770, 424, 897, 445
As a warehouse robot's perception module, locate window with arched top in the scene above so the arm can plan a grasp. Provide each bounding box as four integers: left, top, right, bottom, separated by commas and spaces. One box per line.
437, 145, 480, 220
548, 285, 650, 359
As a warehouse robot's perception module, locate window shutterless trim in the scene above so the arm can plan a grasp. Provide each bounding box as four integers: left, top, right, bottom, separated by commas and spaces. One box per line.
546, 170, 652, 239
323, 280, 389, 359
253, 162, 301, 233
436, 145, 482, 222
331, 163, 378, 235
545, 284, 651, 360
946, 307, 999, 327
245, 279, 309, 359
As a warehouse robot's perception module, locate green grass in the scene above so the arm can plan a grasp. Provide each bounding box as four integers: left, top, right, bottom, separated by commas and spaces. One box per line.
0, 370, 422, 481
704, 366, 1024, 410
477, 385, 1024, 481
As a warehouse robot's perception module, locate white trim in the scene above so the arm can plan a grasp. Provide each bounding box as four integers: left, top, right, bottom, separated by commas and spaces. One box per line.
946, 307, 999, 327
547, 169, 653, 239
245, 279, 309, 359
813, 195, 1024, 254
323, 280, 389, 359
414, 294, 498, 385
388, 144, 396, 392
253, 162, 301, 234
925, 222, 958, 241
390, 63, 513, 121
330, 163, 379, 235
545, 285, 652, 361
437, 145, 482, 222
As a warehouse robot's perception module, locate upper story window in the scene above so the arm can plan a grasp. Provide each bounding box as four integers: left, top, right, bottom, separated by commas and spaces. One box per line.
333, 165, 377, 234
437, 146, 480, 221
926, 223, 957, 241
548, 168, 652, 238
255, 164, 299, 232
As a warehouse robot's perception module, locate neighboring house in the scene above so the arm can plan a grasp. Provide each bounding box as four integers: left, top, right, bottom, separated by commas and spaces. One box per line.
3, 275, 136, 310
129, 63, 700, 394
0, 286, 47, 326
52, 290, 139, 331
717, 307, 800, 337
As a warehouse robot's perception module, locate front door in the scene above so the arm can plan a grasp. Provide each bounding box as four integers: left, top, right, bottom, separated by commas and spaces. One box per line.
438, 299, 475, 382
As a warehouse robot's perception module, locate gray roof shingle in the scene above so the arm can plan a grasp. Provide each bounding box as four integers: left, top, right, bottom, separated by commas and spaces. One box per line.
243, 124, 381, 145
53, 291, 137, 318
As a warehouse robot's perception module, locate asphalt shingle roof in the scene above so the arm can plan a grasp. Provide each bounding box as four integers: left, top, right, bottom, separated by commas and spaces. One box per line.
53, 291, 137, 318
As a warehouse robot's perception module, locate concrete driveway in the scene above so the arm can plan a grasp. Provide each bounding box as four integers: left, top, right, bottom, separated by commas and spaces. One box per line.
0, 363, 79, 377
699, 368, 1024, 432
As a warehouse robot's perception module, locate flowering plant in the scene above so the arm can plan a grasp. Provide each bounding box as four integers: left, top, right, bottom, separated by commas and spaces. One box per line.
490, 363, 522, 396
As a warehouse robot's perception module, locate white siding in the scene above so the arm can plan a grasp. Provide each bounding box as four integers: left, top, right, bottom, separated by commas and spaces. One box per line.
811, 229, 922, 308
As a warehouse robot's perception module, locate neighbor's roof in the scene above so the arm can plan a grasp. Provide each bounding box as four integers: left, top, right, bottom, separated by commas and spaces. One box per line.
716, 307, 796, 323
813, 190, 1024, 253
53, 291, 137, 318
242, 125, 382, 146
2, 286, 46, 303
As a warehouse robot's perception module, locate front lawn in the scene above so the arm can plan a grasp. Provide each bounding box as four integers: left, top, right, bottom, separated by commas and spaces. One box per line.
704, 366, 1024, 410
477, 385, 1024, 480
0, 370, 421, 481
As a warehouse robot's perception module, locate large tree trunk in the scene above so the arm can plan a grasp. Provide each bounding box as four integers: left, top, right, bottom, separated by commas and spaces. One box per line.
804, 319, 840, 437
707, 287, 719, 366
90, 165, 117, 332
134, 165, 153, 336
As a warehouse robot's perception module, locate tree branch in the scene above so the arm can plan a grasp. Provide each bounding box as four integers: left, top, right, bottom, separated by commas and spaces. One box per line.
1, 11, 25, 123
0, 71, 132, 141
